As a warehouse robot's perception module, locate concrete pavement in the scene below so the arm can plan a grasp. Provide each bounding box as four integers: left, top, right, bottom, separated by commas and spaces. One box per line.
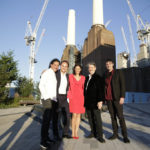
0, 104, 150, 150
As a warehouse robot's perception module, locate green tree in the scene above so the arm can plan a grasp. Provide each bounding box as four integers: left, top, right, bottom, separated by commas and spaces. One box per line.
16, 76, 34, 98
34, 82, 41, 100
0, 51, 18, 101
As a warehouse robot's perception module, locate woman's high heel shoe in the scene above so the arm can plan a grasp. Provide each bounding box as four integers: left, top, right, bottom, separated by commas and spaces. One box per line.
75, 136, 79, 139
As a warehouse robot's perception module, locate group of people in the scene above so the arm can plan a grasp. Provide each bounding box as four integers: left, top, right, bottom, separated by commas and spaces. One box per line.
39, 58, 130, 149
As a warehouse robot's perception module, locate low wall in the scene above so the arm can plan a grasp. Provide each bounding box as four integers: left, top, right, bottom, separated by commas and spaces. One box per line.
122, 66, 150, 92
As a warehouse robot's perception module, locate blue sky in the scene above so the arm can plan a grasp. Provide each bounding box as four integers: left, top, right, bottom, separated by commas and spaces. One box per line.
0, 0, 150, 82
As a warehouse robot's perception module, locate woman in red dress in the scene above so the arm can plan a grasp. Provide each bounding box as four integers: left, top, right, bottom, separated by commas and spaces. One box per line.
67, 64, 85, 139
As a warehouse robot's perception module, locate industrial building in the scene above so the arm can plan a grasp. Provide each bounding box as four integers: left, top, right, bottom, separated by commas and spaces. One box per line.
61, 0, 116, 76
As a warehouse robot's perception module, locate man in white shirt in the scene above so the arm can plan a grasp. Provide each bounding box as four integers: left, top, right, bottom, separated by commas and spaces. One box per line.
39, 58, 60, 149
55, 60, 71, 138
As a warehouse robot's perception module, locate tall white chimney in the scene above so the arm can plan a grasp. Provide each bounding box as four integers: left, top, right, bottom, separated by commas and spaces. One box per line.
93, 0, 104, 25
67, 9, 75, 46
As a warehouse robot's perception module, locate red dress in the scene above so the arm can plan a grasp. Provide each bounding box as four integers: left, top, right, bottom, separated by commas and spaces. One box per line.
67, 74, 85, 114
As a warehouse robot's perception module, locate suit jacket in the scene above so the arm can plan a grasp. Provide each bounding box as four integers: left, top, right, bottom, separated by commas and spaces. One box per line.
104, 69, 126, 101
56, 70, 69, 103
84, 73, 104, 109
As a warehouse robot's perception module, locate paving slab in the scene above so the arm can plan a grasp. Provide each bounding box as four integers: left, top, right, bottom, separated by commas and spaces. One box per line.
0, 104, 150, 150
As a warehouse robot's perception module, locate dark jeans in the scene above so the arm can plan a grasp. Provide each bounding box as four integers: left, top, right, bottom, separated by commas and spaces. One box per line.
86, 108, 103, 138
107, 100, 128, 138
57, 94, 70, 135
41, 100, 58, 143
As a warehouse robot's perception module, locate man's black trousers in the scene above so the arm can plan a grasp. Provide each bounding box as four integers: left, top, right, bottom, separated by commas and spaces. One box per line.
106, 100, 128, 138
57, 94, 70, 135
86, 108, 103, 138
41, 100, 58, 143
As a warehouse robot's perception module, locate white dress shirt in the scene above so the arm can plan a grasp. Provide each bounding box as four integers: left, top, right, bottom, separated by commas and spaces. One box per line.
86, 74, 92, 90
59, 72, 67, 94
39, 68, 57, 101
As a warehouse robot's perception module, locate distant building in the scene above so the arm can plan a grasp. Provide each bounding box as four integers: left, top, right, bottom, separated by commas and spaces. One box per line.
137, 44, 150, 67
5, 83, 16, 98
117, 51, 130, 69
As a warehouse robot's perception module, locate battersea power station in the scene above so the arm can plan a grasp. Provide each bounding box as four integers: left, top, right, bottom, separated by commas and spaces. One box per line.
61, 0, 150, 100
61, 0, 115, 76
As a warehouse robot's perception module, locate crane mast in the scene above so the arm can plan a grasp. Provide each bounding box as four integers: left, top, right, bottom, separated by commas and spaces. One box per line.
126, 0, 138, 29
24, 0, 49, 81
127, 14, 137, 66
121, 26, 130, 53
35, 28, 46, 57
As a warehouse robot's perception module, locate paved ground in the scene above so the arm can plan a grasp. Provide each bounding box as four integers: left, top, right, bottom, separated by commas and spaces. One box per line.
0, 104, 150, 150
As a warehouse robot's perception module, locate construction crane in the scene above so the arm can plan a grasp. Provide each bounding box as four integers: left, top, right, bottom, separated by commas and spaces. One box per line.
105, 20, 112, 28
137, 15, 150, 47
126, 0, 150, 58
24, 0, 49, 81
62, 36, 67, 45
126, 0, 138, 29
127, 14, 137, 66
35, 28, 46, 58
121, 26, 130, 54
121, 26, 130, 67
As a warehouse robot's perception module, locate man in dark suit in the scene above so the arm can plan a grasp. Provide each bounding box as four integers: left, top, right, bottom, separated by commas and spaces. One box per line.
55, 60, 71, 139
84, 62, 105, 143
104, 59, 130, 143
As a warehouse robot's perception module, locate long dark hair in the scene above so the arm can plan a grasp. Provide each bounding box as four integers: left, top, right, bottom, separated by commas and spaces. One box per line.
48, 58, 60, 68
73, 64, 82, 75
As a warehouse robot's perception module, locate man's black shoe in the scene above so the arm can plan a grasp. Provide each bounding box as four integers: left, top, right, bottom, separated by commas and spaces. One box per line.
123, 137, 130, 143
46, 137, 55, 144
86, 133, 94, 138
62, 134, 72, 139
40, 142, 49, 149
108, 134, 118, 140
97, 138, 106, 143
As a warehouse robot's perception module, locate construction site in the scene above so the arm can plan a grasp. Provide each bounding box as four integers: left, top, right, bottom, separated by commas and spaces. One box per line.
22, 0, 150, 102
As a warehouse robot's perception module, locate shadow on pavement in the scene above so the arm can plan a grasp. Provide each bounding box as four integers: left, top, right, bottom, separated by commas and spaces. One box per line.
1, 110, 150, 150
10, 112, 65, 150
0, 114, 29, 150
